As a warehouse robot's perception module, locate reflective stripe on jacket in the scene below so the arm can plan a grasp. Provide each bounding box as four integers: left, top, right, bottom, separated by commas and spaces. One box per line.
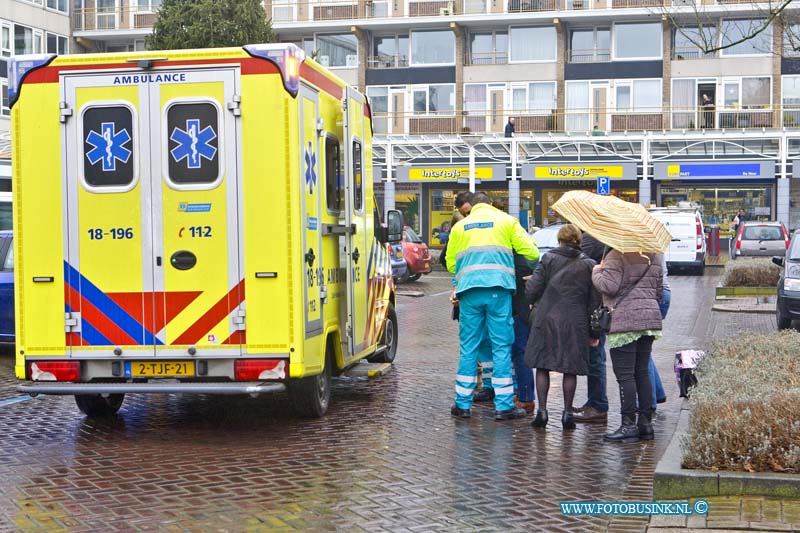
445, 203, 539, 294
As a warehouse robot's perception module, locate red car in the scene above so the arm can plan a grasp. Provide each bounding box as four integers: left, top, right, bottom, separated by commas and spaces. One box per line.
402, 227, 432, 281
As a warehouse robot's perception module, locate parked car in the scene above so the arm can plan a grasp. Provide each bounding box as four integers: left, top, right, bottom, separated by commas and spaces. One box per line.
401, 227, 432, 282
387, 243, 409, 283
531, 223, 564, 256
0, 192, 11, 231
774, 232, 800, 330
648, 208, 706, 275
731, 221, 789, 260
0, 231, 13, 345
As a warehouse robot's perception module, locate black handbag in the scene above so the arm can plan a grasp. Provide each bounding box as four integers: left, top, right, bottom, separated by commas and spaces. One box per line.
591, 264, 652, 335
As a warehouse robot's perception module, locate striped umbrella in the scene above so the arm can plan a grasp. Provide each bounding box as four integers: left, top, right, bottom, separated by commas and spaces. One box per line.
552, 190, 671, 253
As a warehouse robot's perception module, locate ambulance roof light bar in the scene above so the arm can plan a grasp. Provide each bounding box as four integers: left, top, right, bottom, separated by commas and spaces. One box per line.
243, 43, 305, 98
8, 53, 57, 109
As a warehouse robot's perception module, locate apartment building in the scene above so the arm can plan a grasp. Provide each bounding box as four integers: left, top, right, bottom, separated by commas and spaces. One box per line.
0, 0, 70, 187
38, 0, 800, 239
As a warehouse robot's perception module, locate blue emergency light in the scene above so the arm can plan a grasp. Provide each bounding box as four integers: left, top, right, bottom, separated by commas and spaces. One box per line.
8, 54, 57, 109
243, 43, 305, 98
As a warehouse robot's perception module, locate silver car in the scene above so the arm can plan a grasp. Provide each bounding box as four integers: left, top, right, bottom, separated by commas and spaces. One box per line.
731, 221, 789, 259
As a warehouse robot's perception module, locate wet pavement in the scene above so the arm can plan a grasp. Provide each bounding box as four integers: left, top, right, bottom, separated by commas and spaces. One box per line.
0, 270, 778, 532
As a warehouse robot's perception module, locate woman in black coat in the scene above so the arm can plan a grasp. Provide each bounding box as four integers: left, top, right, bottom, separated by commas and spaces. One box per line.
525, 224, 600, 430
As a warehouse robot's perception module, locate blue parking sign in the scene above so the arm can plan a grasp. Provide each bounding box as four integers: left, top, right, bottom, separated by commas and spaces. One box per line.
597, 176, 610, 195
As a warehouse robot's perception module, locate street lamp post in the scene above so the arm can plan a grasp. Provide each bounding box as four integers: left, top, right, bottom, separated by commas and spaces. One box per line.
460, 134, 482, 193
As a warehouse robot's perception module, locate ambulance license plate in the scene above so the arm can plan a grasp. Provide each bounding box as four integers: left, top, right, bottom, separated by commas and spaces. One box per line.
126, 361, 195, 377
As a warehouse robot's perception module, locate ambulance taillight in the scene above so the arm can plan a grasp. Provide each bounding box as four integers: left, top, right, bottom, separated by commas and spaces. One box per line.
7, 53, 56, 108
28, 362, 80, 382
234, 360, 287, 381
243, 43, 305, 98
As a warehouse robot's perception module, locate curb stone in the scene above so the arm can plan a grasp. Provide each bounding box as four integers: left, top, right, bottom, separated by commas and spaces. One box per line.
654, 404, 800, 501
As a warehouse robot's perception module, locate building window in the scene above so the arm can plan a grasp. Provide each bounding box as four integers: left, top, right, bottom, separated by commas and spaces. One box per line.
509, 26, 556, 62
613, 23, 662, 60
673, 26, 717, 59
46, 33, 68, 55
371, 35, 409, 68
467, 31, 507, 65
410, 30, 455, 65
14, 25, 34, 55
137, 0, 162, 10
412, 84, 455, 115
783, 24, 800, 57
720, 20, 772, 56
511, 82, 556, 113
723, 77, 770, 109
783, 76, 800, 127
566, 81, 590, 131
569, 28, 610, 62
325, 135, 342, 213
366, 86, 389, 133
47, 0, 68, 12
615, 79, 661, 112
316, 34, 358, 68
1, 80, 9, 117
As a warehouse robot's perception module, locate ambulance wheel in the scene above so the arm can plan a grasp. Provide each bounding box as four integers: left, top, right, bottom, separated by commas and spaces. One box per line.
369, 302, 398, 364
289, 355, 332, 418
408, 273, 422, 282
74, 393, 125, 417
777, 308, 792, 330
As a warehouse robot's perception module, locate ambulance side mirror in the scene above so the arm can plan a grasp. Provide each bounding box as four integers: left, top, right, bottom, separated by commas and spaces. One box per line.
385, 210, 404, 244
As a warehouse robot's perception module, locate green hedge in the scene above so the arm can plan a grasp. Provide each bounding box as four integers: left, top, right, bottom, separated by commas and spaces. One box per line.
721, 259, 781, 288
681, 331, 800, 473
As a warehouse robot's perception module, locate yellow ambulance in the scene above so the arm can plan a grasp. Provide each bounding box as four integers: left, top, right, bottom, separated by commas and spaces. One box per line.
9, 44, 402, 417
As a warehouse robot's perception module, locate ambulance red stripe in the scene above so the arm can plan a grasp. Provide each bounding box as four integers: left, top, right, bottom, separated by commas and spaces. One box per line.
172, 280, 245, 345
65, 285, 139, 346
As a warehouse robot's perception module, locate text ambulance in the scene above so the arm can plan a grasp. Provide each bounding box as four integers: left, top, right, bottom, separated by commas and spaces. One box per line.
9, 44, 402, 417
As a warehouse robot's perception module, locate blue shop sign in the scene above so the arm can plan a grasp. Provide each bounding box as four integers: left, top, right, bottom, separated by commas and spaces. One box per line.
654, 161, 774, 180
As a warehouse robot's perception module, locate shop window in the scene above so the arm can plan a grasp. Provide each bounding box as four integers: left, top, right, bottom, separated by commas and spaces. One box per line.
613, 23, 662, 60
325, 135, 342, 213
721, 20, 772, 56
509, 27, 556, 62
410, 30, 455, 66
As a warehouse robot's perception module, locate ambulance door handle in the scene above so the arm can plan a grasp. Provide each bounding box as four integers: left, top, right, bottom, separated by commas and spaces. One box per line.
352, 248, 360, 264
305, 248, 316, 267
156, 256, 162, 267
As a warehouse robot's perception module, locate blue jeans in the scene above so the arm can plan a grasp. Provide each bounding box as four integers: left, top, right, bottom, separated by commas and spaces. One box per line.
512, 316, 534, 403
585, 334, 608, 413
649, 287, 671, 409
455, 288, 515, 412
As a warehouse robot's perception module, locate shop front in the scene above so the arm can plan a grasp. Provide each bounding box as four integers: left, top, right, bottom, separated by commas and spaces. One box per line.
521, 163, 640, 227
653, 161, 776, 234
396, 163, 510, 248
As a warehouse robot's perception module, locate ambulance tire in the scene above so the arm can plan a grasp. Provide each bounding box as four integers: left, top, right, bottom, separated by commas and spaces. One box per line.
289, 354, 332, 418
74, 393, 125, 417
408, 273, 422, 282
369, 303, 398, 364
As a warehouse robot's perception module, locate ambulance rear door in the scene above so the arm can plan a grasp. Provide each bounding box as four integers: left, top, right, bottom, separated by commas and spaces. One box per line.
342, 87, 369, 357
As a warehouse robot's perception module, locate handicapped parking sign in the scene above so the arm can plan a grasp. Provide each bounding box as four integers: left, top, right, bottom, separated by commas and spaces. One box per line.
597, 176, 610, 195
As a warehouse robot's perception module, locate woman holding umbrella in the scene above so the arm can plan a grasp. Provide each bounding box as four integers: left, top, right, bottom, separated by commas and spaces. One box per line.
552, 191, 668, 443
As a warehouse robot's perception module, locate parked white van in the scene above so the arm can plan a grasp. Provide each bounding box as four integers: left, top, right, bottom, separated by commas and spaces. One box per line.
648, 207, 706, 275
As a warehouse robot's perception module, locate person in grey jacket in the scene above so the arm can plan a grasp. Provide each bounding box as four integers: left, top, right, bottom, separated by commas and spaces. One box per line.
525, 225, 600, 430
592, 250, 663, 443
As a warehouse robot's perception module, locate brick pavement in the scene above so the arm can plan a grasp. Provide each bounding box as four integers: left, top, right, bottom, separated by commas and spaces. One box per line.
0, 271, 784, 532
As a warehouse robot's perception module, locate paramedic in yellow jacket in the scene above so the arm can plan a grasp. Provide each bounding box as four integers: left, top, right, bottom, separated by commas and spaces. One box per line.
445, 192, 540, 420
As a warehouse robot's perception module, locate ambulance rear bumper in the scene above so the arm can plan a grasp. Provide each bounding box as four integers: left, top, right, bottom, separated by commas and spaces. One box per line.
17, 382, 287, 396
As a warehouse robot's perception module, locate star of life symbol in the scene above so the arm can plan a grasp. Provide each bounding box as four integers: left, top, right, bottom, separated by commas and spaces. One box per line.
85, 122, 132, 172
170, 119, 217, 169
304, 142, 317, 195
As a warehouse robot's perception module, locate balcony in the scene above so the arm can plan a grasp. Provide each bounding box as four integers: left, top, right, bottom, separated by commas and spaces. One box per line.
367, 55, 409, 68
567, 48, 611, 63
672, 47, 716, 60
611, 0, 667, 6
464, 51, 509, 65
370, 106, 791, 136
73, 6, 159, 32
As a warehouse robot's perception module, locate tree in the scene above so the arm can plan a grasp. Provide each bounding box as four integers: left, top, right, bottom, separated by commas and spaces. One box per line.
660, 0, 798, 56
146, 0, 274, 51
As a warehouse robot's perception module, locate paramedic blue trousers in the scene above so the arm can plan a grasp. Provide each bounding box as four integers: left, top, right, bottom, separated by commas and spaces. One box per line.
455, 287, 515, 412
649, 287, 671, 409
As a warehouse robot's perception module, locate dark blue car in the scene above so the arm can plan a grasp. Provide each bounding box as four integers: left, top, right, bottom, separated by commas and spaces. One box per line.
0, 231, 13, 344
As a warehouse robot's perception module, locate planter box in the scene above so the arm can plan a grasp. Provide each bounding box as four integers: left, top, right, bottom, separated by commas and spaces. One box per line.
654, 405, 800, 500
714, 286, 776, 298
